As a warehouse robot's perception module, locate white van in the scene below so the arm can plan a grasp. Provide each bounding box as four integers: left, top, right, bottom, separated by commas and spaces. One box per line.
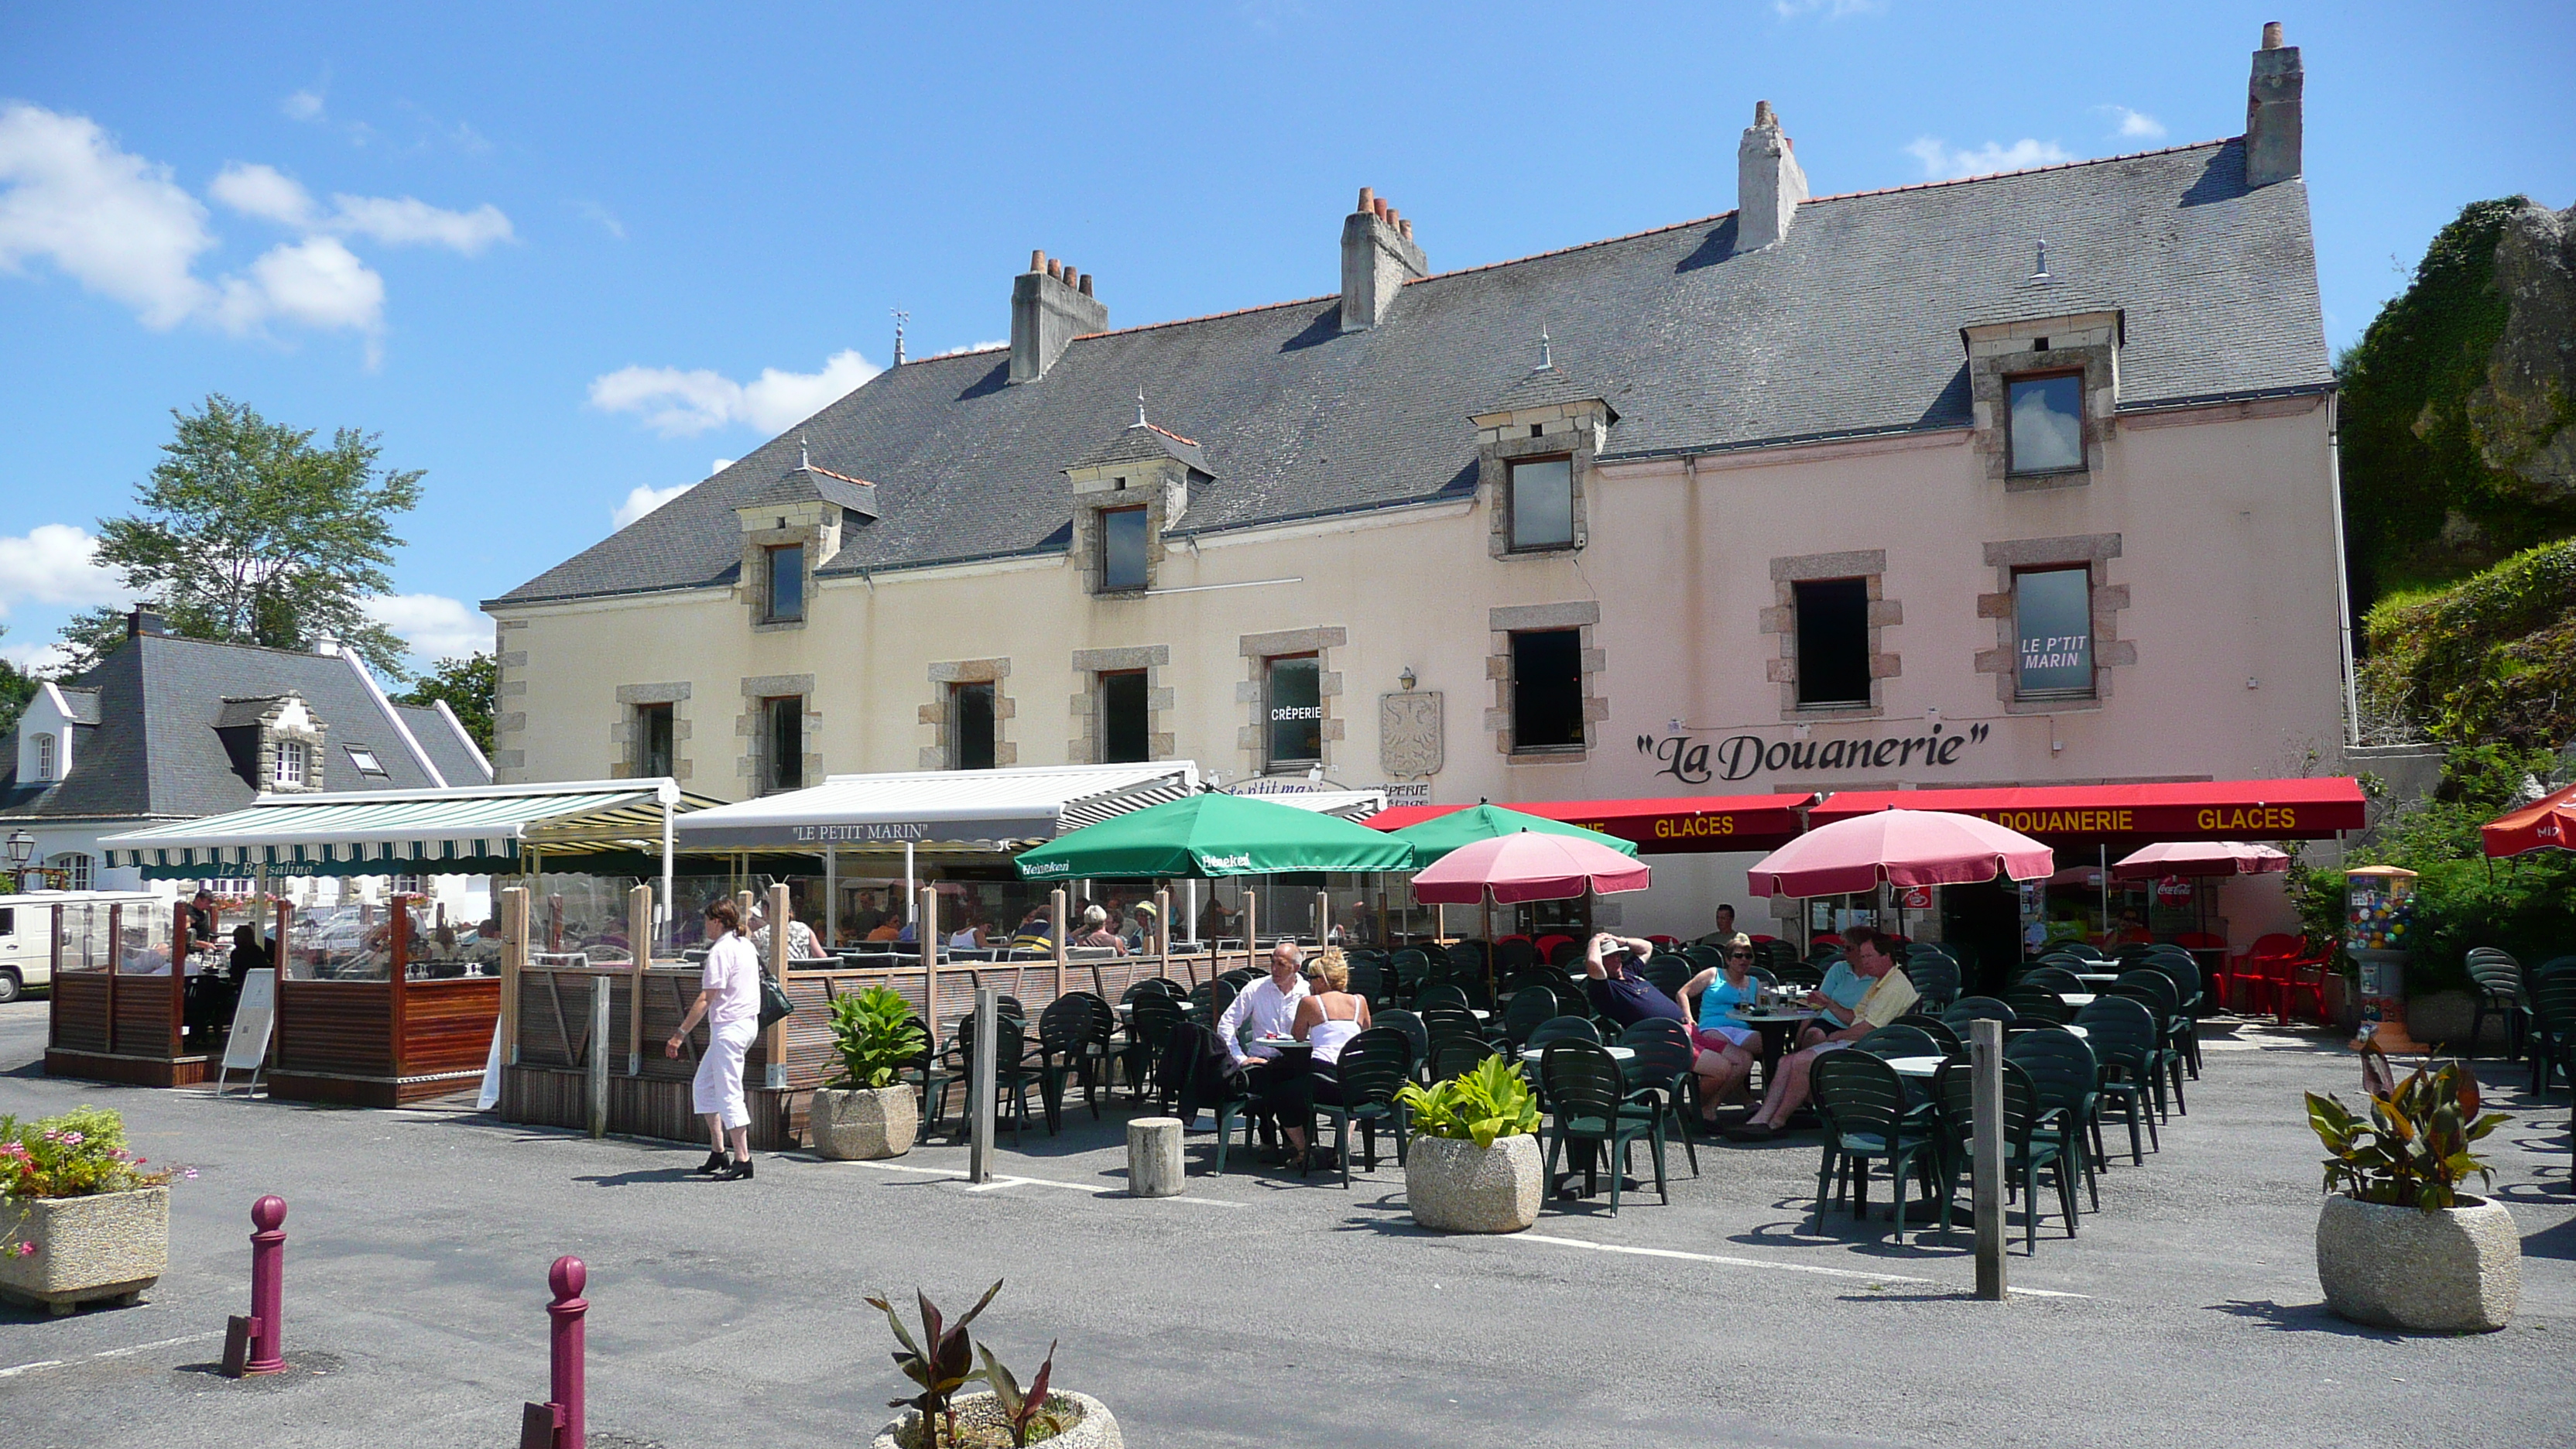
0, 891, 164, 1002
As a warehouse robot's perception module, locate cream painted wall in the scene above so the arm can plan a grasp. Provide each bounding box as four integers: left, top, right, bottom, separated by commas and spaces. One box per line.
492, 398, 2345, 943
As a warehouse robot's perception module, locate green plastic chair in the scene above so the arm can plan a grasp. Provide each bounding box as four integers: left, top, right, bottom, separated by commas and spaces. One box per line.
2006, 1026, 2103, 1213
1616, 1017, 1701, 1177
2074, 995, 2161, 1163
1932, 1058, 2081, 1252
1314, 1027, 1413, 1186
1811, 1050, 1942, 1242
1502, 986, 1559, 1049
1540, 1040, 1668, 1216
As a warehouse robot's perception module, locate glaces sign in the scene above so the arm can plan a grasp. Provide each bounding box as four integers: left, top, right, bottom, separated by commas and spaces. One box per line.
1639, 722, 1992, 784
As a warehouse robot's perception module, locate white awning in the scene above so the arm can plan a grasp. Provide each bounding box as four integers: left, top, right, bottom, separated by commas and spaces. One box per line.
673, 762, 1201, 851
95, 779, 712, 875
1214, 783, 1387, 821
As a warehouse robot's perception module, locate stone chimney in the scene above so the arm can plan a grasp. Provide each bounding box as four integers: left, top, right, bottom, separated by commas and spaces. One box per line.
1009, 251, 1109, 384
1340, 187, 1428, 331
2245, 21, 2304, 187
125, 608, 166, 639
1737, 101, 1809, 251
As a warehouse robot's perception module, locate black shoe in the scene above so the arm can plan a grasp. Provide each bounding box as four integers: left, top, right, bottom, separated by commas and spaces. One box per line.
715, 1158, 755, 1181
695, 1152, 728, 1174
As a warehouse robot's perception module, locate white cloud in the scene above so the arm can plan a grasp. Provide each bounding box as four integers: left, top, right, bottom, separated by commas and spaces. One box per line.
221, 236, 385, 337
711, 458, 735, 474
2098, 105, 2167, 141
361, 593, 491, 662
588, 349, 880, 437
0, 639, 78, 676
282, 89, 326, 123
0, 523, 130, 618
214, 161, 515, 255
570, 199, 625, 240
611, 482, 692, 529
932, 339, 1008, 357
1903, 136, 2074, 181
329, 194, 513, 254
0, 101, 216, 328
209, 161, 317, 227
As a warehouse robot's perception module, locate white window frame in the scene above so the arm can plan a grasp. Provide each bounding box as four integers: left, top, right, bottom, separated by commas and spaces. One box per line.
32, 733, 56, 781
274, 741, 306, 787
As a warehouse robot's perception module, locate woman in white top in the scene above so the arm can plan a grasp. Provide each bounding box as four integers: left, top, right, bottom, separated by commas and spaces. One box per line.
1283, 947, 1372, 1170
667, 898, 763, 1180
947, 913, 985, 951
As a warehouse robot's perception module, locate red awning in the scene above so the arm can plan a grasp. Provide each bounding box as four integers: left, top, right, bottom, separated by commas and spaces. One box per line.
2482, 781, 2576, 858
1365, 794, 1814, 854
1807, 778, 2364, 841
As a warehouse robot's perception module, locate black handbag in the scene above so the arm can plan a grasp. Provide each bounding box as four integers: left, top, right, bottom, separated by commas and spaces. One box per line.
759, 969, 796, 1029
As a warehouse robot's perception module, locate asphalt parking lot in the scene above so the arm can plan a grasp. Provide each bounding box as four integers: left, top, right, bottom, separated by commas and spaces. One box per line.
2, 997, 2570, 1447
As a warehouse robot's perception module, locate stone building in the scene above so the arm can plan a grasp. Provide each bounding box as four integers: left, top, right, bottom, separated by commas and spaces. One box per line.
488, 29, 2345, 947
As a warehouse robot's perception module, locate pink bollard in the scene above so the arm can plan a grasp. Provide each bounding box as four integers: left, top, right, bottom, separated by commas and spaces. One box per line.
546, 1256, 587, 1449
223, 1195, 288, 1377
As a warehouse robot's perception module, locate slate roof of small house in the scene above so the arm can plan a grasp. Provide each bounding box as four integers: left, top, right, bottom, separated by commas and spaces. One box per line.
396, 703, 490, 785
56, 688, 101, 727
742, 463, 879, 516
0, 634, 492, 823
1481, 359, 1618, 421
495, 138, 2334, 608
1066, 421, 1210, 475
214, 696, 289, 729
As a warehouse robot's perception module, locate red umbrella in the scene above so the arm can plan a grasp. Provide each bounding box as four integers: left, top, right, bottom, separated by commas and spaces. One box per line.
1410, 830, 1652, 905
2110, 841, 2291, 879
1746, 809, 2053, 897
2483, 782, 2576, 858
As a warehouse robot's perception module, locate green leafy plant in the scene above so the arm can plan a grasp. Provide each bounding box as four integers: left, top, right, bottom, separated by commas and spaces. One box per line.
2306, 1046, 2512, 1210
829, 985, 927, 1090
1395, 1055, 1541, 1148
975, 1338, 1064, 1447
0, 1106, 190, 1201
867, 1280, 1002, 1449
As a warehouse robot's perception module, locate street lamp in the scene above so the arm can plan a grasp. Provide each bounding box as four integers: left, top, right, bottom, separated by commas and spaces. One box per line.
4, 829, 33, 868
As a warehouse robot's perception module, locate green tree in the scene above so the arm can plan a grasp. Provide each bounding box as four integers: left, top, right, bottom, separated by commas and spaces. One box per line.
0, 627, 36, 737
396, 652, 497, 756
67, 396, 424, 677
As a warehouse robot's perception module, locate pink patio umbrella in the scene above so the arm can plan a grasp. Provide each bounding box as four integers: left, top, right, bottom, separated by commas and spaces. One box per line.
1410, 830, 1653, 905
1745, 809, 2054, 898
2110, 841, 2291, 880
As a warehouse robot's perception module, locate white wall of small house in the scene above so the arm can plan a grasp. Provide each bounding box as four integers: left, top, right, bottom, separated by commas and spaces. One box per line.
491, 398, 2344, 944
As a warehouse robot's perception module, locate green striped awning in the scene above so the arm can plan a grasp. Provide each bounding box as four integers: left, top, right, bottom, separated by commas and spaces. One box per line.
95, 782, 719, 879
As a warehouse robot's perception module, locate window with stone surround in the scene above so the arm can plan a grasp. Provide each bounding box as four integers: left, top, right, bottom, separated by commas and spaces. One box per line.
1760, 550, 1898, 718
1264, 655, 1323, 768
2006, 372, 2086, 475
921, 660, 1015, 770
952, 682, 997, 770
635, 703, 675, 777
1070, 646, 1170, 765
1975, 534, 2132, 711
1485, 602, 1605, 758
1236, 629, 1345, 776
1963, 310, 2122, 491
762, 696, 805, 792
1100, 506, 1149, 592
739, 674, 817, 793
1506, 457, 1575, 552
612, 682, 692, 782
273, 740, 306, 787
763, 543, 805, 622
1100, 671, 1149, 763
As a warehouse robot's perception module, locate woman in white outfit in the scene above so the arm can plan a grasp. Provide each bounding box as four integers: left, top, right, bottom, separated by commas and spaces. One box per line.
667, 898, 762, 1180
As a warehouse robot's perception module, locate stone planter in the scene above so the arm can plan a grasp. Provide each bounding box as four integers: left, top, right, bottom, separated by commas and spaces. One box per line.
2402, 991, 2475, 1050
1405, 1133, 1541, 1234
2317, 1193, 2520, 1333
811, 1084, 917, 1160
870, 1389, 1120, 1449
0, 1186, 169, 1314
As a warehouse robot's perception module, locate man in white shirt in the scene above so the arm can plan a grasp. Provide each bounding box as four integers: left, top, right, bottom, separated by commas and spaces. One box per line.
1216, 940, 1310, 1067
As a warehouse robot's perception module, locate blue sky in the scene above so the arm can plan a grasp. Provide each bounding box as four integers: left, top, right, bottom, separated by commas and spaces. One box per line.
2, 2, 2568, 676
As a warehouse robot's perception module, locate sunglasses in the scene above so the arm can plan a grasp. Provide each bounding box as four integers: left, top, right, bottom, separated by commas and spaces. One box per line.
1728, 952, 1753, 961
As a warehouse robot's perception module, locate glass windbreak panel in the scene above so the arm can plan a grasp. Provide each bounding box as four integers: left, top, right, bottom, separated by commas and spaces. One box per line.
954, 683, 997, 770
533, 875, 636, 967
1101, 507, 1149, 591
1265, 655, 1322, 766
767, 543, 805, 620
1508, 457, 1574, 550
2007, 374, 2085, 474
58, 902, 105, 971
1793, 578, 1872, 706
114, 903, 175, 975
2014, 567, 2095, 696
290, 900, 390, 979
768, 697, 804, 791
1511, 629, 1585, 751
637, 703, 674, 778
1100, 671, 1149, 763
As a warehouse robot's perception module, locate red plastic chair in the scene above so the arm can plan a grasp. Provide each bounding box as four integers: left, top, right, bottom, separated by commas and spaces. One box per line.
1811, 933, 1845, 949
2275, 943, 2329, 1025
1645, 933, 1682, 951
2224, 933, 2303, 1012
1533, 933, 1574, 959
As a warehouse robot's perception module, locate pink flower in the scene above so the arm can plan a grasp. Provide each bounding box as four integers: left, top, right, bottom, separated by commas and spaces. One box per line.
11, 1242, 30, 1258
57, 1132, 83, 1147
181, 1167, 198, 1180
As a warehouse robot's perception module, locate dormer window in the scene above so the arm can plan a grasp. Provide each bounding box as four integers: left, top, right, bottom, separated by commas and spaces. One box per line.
764, 543, 805, 622
274, 742, 306, 787
1101, 507, 1149, 592
2006, 373, 2085, 475
1507, 457, 1575, 552
32, 734, 55, 781
345, 745, 387, 777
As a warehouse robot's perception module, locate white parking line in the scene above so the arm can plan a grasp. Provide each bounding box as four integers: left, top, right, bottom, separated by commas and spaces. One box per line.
842, 1157, 1243, 1205
0, 1329, 225, 1382
1514, 1232, 2091, 1299
0, 1359, 67, 1378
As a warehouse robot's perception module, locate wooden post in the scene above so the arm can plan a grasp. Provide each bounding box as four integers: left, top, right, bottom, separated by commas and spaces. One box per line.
1050, 888, 1067, 1001
170, 900, 188, 1057
1243, 889, 1257, 976
390, 894, 413, 1081
1971, 1016, 2007, 1301
762, 882, 790, 1091
587, 972, 611, 1140
500, 886, 529, 1067
968, 985, 999, 1184
1316, 889, 1329, 948
104, 903, 120, 1055
824, 846, 838, 947
273, 897, 293, 1070
625, 884, 651, 1075
918, 887, 939, 1036
1155, 887, 1172, 982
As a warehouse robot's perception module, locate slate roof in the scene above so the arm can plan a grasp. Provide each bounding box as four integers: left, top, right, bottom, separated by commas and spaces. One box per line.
495, 139, 2332, 608
396, 703, 490, 785
1066, 421, 1210, 474
742, 463, 879, 517
56, 688, 101, 727
0, 634, 492, 823
1481, 360, 1618, 421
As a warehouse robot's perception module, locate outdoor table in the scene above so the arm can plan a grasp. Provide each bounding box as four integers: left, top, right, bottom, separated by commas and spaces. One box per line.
1883, 1055, 1946, 1079
2061, 992, 2097, 1008
2074, 972, 2121, 985
1519, 1045, 1634, 1066
1253, 1036, 1312, 1057
1114, 1002, 1134, 1018
1732, 1007, 1817, 1075
1468, 1009, 1492, 1021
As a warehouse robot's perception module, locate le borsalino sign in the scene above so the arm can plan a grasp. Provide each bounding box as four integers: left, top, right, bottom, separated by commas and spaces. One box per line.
1639, 723, 1993, 786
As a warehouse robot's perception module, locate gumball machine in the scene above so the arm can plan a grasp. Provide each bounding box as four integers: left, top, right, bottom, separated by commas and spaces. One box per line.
2345, 865, 2419, 1052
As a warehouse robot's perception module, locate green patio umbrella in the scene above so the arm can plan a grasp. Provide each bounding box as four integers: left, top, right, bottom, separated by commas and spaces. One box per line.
1015, 791, 1414, 882
1379, 803, 1639, 869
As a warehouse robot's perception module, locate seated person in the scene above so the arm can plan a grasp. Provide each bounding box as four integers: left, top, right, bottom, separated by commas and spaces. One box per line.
751, 901, 824, 962
2106, 908, 2154, 947
947, 914, 985, 951
1278, 947, 1371, 1169
1799, 944, 1883, 1048
227, 923, 272, 985
1728, 926, 1899, 1141
866, 915, 904, 943
1217, 942, 1313, 1155
1581, 933, 1686, 1030
1692, 903, 1742, 950
461, 920, 505, 966
1119, 902, 1157, 954
1197, 896, 1240, 944
1068, 905, 1125, 953
1005, 905, 1055, 953
1679, 942, 1764, 1122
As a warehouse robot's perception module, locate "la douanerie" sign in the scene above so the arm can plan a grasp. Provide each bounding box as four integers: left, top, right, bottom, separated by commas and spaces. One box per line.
1639, 722, 1993, 785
